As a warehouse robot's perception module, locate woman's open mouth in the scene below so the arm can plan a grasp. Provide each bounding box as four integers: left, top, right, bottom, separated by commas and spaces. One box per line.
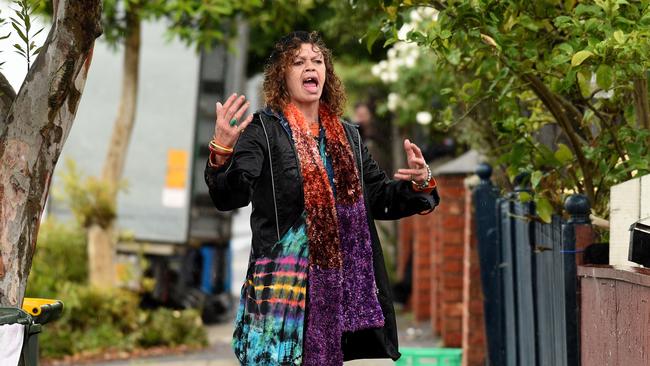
302, 76, 319, 93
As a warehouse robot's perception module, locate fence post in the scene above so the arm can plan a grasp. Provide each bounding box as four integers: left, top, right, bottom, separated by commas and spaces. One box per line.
497, 186, 518, 366
512, 174, 537, 366
473, 163, 503, 366
562, 194, 591, 366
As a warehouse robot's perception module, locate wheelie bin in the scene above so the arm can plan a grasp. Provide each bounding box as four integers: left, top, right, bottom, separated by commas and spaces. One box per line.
0, 298, 63, 366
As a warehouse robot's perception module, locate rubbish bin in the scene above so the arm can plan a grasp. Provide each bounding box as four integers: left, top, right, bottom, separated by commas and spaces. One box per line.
0, 298, 63, 366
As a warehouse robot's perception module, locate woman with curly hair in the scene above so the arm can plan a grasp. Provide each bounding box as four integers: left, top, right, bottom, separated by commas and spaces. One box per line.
204, 31, 439, 366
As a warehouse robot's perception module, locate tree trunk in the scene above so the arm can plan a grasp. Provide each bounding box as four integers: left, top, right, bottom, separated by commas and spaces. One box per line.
88, 5, 141, 288
633, 76, 650, 130
88, 223, 116, 287
0, 0, 102, 307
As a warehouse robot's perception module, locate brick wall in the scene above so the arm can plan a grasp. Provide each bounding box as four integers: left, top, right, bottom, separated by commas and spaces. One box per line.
435, 174, 466, 347
431, 207, 442, 336
462, 184, 486, 366
398, 172, 487, 362
412, 210, 434, 320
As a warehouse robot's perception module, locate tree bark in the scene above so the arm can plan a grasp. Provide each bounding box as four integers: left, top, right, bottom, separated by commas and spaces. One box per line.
101, 6, 141, 186
0, 72, 16, 131
88, 5, 141, 288
88, 223, 116, 287
633, 77, 650, 130
0, 0, 102, 307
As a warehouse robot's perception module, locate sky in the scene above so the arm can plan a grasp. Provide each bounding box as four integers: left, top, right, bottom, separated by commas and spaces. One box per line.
1, 1, 50, 91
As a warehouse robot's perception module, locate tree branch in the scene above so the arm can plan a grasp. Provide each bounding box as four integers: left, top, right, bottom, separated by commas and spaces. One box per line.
582, 102, 632, 180
555, 93, 594, 143
521, 73, 595, 204
0, 72, 17, 133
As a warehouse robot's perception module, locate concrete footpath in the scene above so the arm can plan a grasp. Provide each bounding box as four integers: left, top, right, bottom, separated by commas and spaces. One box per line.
93, 306, 438, 366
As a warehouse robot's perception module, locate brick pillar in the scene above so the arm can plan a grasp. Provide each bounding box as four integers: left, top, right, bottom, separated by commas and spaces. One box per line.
462, 182, 486, 366
434, 174, 466, 347
431, 209, 442, 336
412, 211, 434, 321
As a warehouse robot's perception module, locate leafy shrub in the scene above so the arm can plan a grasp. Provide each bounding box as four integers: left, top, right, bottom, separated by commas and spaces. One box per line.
27, 218, 208, 359
26, 218, 87, 298
137, 308, 207, 348
37, 283, 139, 358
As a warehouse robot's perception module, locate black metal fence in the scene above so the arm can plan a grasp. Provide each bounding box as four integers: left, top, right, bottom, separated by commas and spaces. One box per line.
474, 164, 590, 366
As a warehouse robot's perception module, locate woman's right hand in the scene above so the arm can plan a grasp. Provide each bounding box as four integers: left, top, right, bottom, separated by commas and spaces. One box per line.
213, 93, 254, 148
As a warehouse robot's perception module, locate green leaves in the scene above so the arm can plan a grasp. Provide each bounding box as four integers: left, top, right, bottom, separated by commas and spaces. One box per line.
613, 30, 626, 43
368, 1, 650, 218
554, 143, 574, 164
576, 70, 592, 98
9, 0, 44, 71
571, 50, 593, 66
365, 25, 382, 53
446, 48, 461, 65
535, 197, 554, 223
531, 171, 543, 189
596, 64, 614, 90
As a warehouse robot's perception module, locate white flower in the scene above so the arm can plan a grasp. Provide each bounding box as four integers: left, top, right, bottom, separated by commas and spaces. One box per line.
416, 111, 433, 125
404, 55, 417, 68
422, 7, 439, 21
387, 93, 401, 112
397, 23, 414, 41
594, 89, 614, 99
385, 59, 399, 74
371, 64, 381, 77
410, 10, 422, 23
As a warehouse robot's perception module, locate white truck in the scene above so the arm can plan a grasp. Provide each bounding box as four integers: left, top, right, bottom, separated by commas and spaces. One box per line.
47, 20, 257, 323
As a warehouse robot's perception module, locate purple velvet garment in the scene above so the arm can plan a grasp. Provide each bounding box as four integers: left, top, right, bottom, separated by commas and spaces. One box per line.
338, 200, 385, 332
298, 113, 384, 366
302, 201, 386, 366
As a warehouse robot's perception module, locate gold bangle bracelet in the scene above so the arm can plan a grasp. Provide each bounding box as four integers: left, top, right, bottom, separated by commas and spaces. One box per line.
209, 144, 233, 154
210, 140, 233, 150
209, 140, 233, 152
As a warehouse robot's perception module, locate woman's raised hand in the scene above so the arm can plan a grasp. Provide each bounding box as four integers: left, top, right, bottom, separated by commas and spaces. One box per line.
393, 139, 429, 184
213, 93, 254, 148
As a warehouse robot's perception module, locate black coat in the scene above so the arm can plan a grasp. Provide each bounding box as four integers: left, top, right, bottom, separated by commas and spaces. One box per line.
204, 107, 440, 362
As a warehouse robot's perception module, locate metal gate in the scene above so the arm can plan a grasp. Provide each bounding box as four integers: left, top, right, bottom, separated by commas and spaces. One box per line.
473, 164, 589, 366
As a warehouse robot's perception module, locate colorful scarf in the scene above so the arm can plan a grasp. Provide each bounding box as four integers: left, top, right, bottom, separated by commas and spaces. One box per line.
282, 103, 385, 365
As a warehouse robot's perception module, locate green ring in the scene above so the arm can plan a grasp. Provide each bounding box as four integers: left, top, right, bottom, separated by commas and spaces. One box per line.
229, 118, 238, 127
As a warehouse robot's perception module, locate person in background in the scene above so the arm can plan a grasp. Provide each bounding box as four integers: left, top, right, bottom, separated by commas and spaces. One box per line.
204, 31, 440, 366
353, 102, 375, 141
352, 101, 392, 173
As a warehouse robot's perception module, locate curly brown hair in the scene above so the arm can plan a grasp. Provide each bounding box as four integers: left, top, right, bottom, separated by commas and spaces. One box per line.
263, 31, 347, 117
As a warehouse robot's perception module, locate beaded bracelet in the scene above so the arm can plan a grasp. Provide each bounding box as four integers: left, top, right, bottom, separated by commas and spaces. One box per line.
411, 164, 432, 190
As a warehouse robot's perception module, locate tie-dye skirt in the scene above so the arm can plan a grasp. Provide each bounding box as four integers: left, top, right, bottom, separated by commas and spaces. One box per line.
232, 211, 310, 365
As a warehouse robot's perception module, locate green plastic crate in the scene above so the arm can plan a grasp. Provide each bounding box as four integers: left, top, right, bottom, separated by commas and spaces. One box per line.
395, 347, 462, 366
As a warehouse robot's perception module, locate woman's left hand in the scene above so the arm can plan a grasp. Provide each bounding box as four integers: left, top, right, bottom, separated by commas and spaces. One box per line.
393, 139, 429, 184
